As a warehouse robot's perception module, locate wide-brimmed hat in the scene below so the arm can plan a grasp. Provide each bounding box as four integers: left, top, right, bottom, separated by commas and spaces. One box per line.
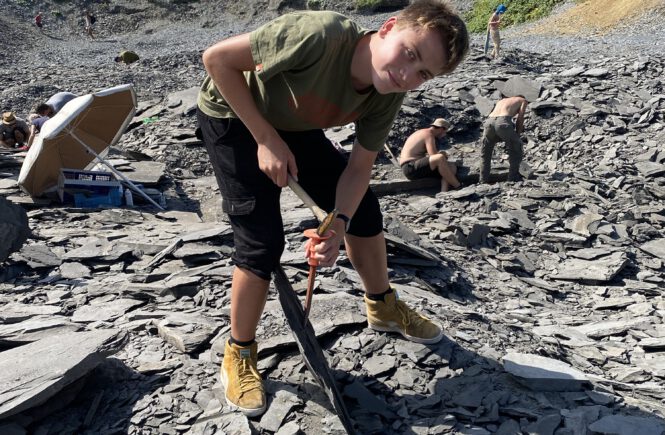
2, 112, 17, 125
431, 118, 451, 130
497, 4, 507, 13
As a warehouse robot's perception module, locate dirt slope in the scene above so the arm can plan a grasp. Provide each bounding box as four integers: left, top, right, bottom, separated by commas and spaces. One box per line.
529, 0, 665, 35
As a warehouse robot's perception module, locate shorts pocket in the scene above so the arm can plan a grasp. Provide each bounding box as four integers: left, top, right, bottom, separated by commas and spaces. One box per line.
222, 197, 255, 215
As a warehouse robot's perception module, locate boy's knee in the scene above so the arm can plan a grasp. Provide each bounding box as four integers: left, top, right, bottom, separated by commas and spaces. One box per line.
234, 236, 285, 281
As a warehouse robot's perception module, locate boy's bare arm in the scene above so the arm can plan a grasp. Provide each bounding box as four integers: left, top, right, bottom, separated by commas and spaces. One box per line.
202, 34, 297, 186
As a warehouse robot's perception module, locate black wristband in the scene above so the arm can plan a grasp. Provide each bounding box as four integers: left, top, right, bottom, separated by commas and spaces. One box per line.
336, 213, 350, 232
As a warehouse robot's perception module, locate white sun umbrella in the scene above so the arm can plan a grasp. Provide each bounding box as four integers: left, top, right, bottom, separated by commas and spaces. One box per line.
18, 84, 163, 210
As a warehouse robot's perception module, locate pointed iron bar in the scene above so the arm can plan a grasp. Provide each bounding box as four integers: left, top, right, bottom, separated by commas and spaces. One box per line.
69, 130, 165, 210
273, 266, 357, 435
282, 175, 357, 434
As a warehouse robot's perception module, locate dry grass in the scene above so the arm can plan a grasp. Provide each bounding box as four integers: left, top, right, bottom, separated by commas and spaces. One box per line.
527, 0, 665, 35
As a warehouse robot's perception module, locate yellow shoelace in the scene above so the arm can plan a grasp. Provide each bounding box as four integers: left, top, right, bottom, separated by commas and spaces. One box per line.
396, 300, 429, 329
238, 357, 262, 394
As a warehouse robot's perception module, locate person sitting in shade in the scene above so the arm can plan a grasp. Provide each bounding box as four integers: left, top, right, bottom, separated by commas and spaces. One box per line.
399, 118, 461, 192
0, 112, 30, 149
114, 50, 140, 65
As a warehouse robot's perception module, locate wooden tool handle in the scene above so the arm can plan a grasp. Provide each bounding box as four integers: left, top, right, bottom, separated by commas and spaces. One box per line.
287, 175, 327, 222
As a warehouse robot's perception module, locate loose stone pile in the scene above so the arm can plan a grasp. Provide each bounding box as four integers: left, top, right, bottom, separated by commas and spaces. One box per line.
0, 4, 664, 435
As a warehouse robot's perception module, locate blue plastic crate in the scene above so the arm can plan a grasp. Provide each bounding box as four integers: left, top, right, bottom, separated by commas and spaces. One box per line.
58, 169, 122, 204
73, 188, 122, 208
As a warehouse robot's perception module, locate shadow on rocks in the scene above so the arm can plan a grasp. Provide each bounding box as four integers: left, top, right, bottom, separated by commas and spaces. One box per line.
22, 358, 169, 434
336, 333, 665, 434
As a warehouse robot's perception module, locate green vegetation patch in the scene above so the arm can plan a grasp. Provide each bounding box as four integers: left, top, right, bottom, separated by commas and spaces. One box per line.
465, 0, 564, 33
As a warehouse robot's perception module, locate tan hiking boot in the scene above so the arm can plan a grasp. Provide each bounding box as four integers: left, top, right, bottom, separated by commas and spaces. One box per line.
365, 290, 443, 344
220, 340, 266, 417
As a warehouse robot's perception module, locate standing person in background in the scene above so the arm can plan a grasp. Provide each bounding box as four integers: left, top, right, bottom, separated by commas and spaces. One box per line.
487, 4, 506, 59
84, 10, 95, 39
34, 11, 43, 30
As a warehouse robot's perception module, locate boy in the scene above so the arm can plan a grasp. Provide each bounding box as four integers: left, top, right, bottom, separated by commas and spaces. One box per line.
197, 0, 468, 416
399, 117, 461, 192
480, 95, 528, 183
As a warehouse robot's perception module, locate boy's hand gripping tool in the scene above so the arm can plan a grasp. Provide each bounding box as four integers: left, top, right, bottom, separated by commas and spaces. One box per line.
302, 209, 338, 324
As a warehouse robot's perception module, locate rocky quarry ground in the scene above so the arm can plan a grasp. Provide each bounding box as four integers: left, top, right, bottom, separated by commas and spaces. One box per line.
1, 0, 665, 434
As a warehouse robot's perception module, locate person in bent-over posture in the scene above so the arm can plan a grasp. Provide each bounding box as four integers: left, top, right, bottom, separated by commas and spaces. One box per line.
480, 95, 528, 183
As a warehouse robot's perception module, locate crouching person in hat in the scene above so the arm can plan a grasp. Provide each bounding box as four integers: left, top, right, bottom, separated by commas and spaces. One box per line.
114, 50, 139, 65
399, 118, 461, 192
0, 112, 30, 149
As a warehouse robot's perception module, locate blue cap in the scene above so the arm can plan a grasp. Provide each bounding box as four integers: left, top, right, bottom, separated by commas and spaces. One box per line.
497, 4, 507, 13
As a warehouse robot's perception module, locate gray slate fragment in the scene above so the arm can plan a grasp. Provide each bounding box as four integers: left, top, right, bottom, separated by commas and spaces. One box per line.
588, 415, 665, 435
560, 66, 585, 77
502, 352, 590, 392
0, 329, 127, 419
570, 317, 651, 339
552, 252, 628, 282
500, 76, 542, 102
496, 419, 521, 435
0, 316, 81, 344
639, 238, 665, 260
0, 197, 29, 262
525, 413, 561, 435
72, 298, 144, 323
344, 380, 395, 419
582, 68, 609, 77
12, 243, 61, 268
364, 354, 396, 377
530, 100, 565, 111
0, 303, 61, 323
59, 261, 91, 279
189, 411, 251, 435
259, 388, 301, 433
157, 311, 221, 354
567, 247, 613, 260
634, 161, 665, 177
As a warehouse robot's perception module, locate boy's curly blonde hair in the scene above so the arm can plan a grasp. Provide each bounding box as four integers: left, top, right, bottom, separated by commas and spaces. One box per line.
398, 0, 469, 75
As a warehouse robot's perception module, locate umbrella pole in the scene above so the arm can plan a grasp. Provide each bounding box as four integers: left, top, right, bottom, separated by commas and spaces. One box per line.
69, 131, 165, 210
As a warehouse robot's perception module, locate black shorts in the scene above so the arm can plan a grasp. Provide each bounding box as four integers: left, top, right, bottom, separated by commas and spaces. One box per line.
401, 156, 439, 180
197, 109, 383, 280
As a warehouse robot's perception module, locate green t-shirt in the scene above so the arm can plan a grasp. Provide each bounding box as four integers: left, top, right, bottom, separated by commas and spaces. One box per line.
197, 11, 404, 152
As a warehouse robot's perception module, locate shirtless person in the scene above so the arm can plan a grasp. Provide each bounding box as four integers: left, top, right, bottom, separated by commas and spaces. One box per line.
480, 95, 528, 183
399, 118, 461, 192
